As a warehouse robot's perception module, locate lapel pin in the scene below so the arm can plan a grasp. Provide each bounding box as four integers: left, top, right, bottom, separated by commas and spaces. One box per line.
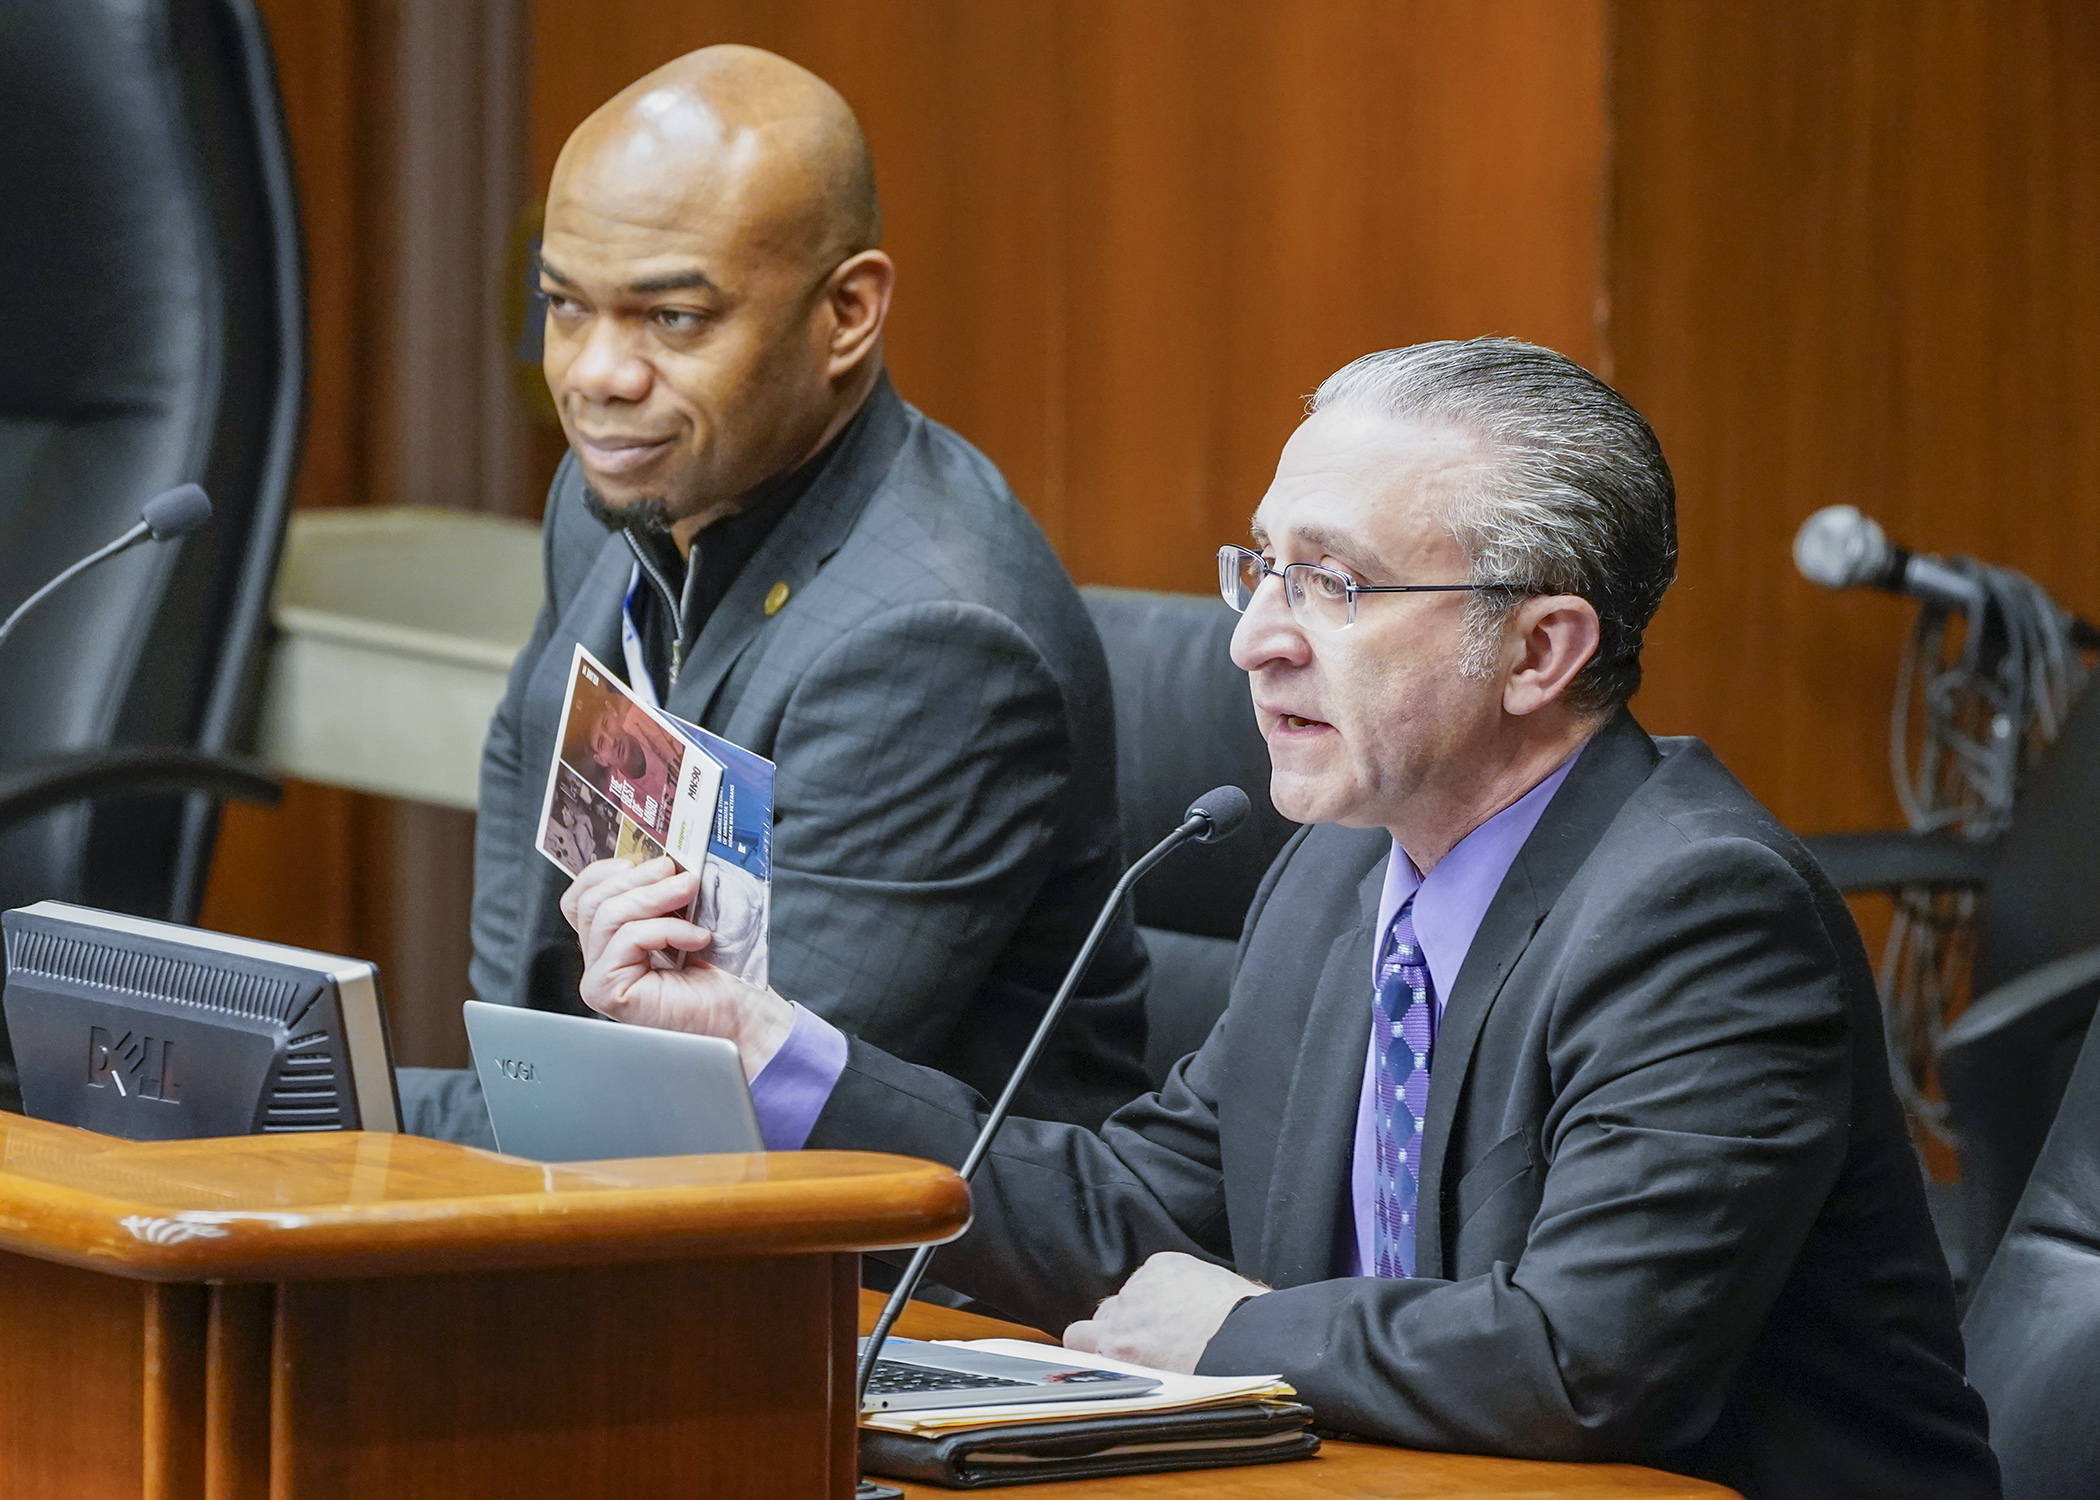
763, 580, 791, 617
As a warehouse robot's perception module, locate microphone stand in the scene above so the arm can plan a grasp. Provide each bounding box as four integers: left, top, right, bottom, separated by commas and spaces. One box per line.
0, 524, 153, 656
0, 485, 214, 656
853, 800, 1235, 1411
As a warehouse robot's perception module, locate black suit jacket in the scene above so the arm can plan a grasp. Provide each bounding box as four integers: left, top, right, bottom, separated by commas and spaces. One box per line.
812, 712, 1999, 1497
472, 378, 1148, 1126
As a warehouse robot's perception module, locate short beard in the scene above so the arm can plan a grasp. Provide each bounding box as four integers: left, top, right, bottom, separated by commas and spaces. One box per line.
580, 481, 676, 542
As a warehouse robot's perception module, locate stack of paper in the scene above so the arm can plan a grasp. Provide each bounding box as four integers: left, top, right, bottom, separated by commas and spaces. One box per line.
860, 1340, 1295, 1435
858, 1341, 1317, 1487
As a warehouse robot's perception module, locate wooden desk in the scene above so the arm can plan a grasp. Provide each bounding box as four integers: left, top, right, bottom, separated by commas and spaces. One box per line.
864, 1293, 1739, 1500
0, 1114, 967, 1500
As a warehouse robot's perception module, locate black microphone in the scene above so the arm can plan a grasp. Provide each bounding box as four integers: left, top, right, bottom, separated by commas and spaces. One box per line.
854, 784, 1254, 1411
1793, 505, 1984, 614
0, 485, 212, 657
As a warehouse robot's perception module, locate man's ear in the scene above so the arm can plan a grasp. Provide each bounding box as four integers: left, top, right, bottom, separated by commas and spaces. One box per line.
822, 249, 894, 380
1502, 594, 1601, 716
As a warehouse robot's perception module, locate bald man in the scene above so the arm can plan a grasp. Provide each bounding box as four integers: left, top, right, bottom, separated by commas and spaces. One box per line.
414, 47, 1149, 1141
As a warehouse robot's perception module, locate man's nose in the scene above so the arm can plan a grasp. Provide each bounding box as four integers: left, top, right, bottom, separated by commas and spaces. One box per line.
1229, 573, 1310, 671
561, 318, 653, 404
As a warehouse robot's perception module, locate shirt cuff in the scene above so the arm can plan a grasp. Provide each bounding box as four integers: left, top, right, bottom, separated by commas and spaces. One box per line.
746, 1003, 850, 1151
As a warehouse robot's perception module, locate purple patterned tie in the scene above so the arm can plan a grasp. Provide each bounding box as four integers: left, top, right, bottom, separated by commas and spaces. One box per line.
1372, 898, 1435, 1278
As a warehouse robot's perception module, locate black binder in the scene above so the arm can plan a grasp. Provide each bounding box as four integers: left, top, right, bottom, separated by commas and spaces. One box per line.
859, 1399, 1318, 1488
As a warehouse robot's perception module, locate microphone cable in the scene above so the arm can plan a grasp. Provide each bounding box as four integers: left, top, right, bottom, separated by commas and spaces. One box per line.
1881, 554, 2088, 1145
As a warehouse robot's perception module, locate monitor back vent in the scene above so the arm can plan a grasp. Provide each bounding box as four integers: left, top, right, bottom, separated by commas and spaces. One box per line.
4, 928, 302, 1023
262, 1038, 346, 1131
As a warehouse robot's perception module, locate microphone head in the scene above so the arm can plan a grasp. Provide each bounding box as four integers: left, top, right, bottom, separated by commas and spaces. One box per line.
1185, 785, 1253, 844
141, 484, 212, 541
1793, 504, 1887, 589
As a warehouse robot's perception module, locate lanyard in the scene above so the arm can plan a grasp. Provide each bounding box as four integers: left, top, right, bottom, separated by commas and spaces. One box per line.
619, 564, 662, 711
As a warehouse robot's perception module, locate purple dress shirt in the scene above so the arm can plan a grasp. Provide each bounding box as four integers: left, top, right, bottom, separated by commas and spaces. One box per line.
747, 1002, 849, 1150
748, 744, 1584, 1276
1344, 747, 1579, 1275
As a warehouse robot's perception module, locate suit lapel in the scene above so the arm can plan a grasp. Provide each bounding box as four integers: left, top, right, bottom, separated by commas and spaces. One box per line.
668, 378, 912, 726
1412, 710, 1663, 1276
1257, 857, 1385, 1286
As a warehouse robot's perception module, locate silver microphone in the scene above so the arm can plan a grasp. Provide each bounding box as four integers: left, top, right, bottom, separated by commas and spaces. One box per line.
1793, 505, 1983, 614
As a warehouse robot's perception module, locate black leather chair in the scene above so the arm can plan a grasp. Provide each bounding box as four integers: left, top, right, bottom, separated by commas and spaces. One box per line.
1080, 587, 1298, 1085
0, 0, 302, 1091
1806, 681, 2100, 1291
1961, 1017, 2100, 1500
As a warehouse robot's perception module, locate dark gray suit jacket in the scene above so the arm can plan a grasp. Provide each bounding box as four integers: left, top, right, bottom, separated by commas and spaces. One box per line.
472, 378, 1149, 1126
813, 712, 2000, 1497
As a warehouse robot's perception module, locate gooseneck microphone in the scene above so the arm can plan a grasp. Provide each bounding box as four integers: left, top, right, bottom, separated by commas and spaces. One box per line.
854, 784, 1254, 1412
1792, 505, 1985, 615
0, 484, 214, 657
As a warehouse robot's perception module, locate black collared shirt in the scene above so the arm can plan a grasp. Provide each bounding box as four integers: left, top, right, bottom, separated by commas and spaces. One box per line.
623, 393, 878, 695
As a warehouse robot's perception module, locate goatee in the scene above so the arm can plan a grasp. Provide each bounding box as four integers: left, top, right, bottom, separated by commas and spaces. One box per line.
580, 481, 676, 542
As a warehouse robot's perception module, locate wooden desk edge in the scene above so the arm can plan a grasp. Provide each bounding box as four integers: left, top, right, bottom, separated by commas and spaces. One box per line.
0, 1139, 970, 1281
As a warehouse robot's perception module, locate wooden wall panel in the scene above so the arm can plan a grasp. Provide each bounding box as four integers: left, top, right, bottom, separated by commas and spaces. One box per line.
1610, 0, 2100, 833
527, 0, 1606, 592
1057, 0, 1606, 591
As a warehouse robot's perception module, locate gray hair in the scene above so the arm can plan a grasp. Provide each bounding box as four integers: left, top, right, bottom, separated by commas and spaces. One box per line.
1308, 337, 1677, 714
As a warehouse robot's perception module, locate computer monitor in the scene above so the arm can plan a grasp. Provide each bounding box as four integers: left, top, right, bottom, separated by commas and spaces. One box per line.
1, 901, 398, 1140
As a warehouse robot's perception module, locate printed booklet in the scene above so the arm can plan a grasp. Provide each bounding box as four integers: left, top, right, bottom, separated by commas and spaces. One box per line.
534, 644, 775, 987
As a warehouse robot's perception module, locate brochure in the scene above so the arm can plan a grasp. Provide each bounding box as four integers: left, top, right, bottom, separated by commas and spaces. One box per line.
534, 643, 774, 986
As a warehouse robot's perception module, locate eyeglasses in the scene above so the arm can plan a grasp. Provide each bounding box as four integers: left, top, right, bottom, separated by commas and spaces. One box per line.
1216, 545, 1528, 632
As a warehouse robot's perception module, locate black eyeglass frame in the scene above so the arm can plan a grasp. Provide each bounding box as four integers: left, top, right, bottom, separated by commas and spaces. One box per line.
1217, 544, 1536, 630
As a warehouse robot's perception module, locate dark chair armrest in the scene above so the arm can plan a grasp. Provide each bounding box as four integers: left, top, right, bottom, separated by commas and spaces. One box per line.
1939, 945, 2100, 1060
1935, 943, 2100, 1284
0, 749, 281, 834
1801, 829, 1997, 894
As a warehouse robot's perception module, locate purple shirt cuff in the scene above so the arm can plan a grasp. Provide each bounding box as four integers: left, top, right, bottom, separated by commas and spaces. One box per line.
746, 1003, 849, 1151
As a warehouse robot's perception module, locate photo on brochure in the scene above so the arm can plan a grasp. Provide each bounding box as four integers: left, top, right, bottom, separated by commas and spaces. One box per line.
555, 656, 688, 844
540, 762, 625, 877
536, 647, 721, 912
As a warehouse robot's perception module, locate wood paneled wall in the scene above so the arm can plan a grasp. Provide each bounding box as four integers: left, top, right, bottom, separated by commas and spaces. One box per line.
1613, 0, 2100, 834
204, 1, 2100, 1052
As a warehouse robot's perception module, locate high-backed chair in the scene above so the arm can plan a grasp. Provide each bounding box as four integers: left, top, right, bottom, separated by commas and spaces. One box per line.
1803, 680, 2100, 1290
0, 0, 302, 1093
1080, 588, 1298, 1085
1960, 1018, 2100, 1500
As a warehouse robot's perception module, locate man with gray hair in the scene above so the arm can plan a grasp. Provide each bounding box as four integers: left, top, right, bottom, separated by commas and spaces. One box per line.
565, 338, 1998, 1495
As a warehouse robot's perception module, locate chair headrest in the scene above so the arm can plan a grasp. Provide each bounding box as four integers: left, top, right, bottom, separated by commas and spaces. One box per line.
1082, 587, 1298, 939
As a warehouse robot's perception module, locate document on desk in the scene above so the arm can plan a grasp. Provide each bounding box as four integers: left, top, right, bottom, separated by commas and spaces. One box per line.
536, 644, 776, 986
858, 1341, 1317, 1488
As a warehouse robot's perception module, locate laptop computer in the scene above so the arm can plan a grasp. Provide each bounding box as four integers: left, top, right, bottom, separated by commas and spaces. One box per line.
856, 1337, 1161, 1412
463, 1001, 763, 1162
